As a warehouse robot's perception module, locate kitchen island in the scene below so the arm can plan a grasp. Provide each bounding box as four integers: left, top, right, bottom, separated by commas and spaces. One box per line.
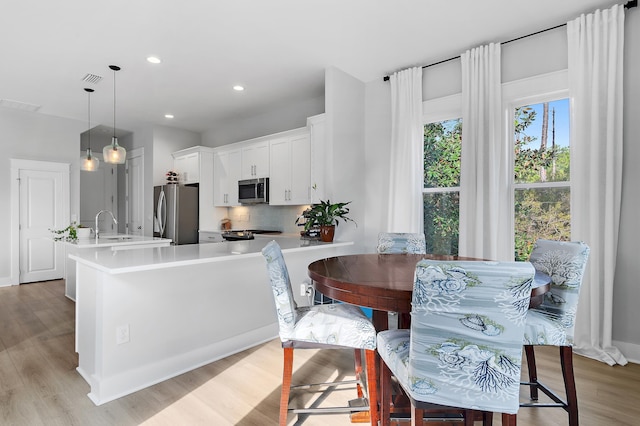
69, 237, 354, 405
63, 234, 172, 300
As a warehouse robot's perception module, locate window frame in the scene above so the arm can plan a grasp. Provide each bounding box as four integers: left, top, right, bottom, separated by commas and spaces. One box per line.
503, 70, 571, 257
420, 70, 571, 258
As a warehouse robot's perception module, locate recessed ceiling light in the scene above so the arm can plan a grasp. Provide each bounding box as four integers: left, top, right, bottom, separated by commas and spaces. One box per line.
233, 85, 244, 91
147, 56, 162, 64
165, 114, 174, 119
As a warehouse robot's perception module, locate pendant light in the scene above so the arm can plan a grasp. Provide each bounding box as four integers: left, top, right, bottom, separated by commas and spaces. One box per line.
80, 88, 99, 172
103, 65, 126, 164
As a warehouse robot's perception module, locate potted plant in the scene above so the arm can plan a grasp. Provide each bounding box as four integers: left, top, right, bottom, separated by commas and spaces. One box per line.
50, 222, 91, 242
296, 200, 356, 242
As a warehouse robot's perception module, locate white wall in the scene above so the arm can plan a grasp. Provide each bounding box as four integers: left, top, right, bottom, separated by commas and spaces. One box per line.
362, 17, 640, 355
0, 108, 85, 285
152, 125, 202, 186
201, 96, 324, 147
325, 67, 367, 250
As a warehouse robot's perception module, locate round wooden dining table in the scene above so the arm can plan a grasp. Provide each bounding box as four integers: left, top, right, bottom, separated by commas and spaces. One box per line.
308, 253, 550, 331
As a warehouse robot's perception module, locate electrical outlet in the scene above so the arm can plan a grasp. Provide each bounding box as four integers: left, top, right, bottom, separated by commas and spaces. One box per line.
300, 283, 307, 296
116, 324, 130, 345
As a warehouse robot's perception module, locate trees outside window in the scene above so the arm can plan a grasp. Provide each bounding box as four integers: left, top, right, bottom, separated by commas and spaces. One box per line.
423, 119, 461, 255
422, 98, 571, 259
513, 98, 571, 260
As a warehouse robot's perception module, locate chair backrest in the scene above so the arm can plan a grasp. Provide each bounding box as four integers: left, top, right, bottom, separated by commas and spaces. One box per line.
407, 259, 534, 414
526, 239, 590, 344
261, 240, 298, 340
377, 232, 426, 254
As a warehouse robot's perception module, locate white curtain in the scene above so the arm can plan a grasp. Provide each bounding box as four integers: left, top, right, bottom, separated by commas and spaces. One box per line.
387, 67, 424, 233
459, 43, 511, 261
568, 4, 627, 366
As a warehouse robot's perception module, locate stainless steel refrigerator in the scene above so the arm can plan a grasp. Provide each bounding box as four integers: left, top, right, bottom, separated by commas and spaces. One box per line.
154, 185, 199, 244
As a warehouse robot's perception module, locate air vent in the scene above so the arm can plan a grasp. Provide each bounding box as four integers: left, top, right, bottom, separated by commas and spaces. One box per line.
82, 73, 103, 84
0, 99, 41, 112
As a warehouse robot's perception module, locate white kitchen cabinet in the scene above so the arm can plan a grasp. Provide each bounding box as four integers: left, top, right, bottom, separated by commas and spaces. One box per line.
172, 146, 215, 230
172, 149, 201, 184
241, 140, 269, 179
213, 148, 241, 206
269, 131, 311, 205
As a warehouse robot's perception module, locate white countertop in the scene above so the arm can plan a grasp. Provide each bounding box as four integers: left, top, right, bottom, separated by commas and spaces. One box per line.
69, 237, 352, 274
70, 234, 172, 248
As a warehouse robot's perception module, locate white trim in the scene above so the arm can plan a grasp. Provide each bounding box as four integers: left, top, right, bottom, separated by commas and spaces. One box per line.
613, 340, 640, 365
9, 159, 70, 286
502, 69, 571, 257
423, 93, 462, 123
514, 181, 571, 190
502, 69, 569, 106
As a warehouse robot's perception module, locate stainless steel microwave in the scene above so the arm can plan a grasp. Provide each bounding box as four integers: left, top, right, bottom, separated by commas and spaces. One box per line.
238, 178, 269, 204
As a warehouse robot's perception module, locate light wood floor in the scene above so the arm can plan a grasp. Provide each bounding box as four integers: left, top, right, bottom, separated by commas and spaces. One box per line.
1, 280, 639, 425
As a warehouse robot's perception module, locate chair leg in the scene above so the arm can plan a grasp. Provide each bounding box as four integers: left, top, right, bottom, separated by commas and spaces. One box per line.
524, 344, 539, 400
501, 413, 517, 426
280, 347, 294, 426
379, 356, 392, 426
482, 410, 493, 426
560, 346, 579, 426
411, 405, 423, 426
365, 349, 379, 426
462, 409, 474, 426
354, 349, 364, 398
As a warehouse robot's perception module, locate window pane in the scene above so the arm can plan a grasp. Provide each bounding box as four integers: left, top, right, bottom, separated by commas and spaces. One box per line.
514, 187, 570, 261
514, 99, 570, 184
424, 119, 461, 188
513, 98, 571, 261
424, 192, 459, 255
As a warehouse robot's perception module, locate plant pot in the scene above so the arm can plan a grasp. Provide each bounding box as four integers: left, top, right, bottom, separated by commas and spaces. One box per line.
76, 227, 92, 239
320, 225, 335, 242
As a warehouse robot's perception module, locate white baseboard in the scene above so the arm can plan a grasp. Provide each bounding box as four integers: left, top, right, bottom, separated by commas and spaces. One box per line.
82, 323, 278, 406
0, 276, 15, 287
613, 340, 640, 364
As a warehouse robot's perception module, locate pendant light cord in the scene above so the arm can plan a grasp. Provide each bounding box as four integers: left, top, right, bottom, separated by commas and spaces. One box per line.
112, 67, 116, 141
84, 88, 94, 153
109, 65, 121, 144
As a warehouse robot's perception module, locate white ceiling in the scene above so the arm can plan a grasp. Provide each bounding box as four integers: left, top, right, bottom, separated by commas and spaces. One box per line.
0, 0, 622, 134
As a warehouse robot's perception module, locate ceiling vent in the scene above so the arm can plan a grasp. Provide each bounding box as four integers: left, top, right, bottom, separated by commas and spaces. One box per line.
0, 99, 41, 112
82, 73, 103, 84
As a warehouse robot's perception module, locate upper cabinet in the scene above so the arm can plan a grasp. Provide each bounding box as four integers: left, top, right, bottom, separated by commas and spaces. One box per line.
172, 148, 202, 184
241, 140, 269, 179
269, 131, 311, 205
211, 118, 322, 207
172, 146, 215, 229
213, 147, 241, 207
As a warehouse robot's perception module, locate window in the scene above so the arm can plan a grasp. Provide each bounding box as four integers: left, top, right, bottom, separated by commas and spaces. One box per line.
423, 118, 461, 255
421, 71, 569, 259
513, 98, 571, 260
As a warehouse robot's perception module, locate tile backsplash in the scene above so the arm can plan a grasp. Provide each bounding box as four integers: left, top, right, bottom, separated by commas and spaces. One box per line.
226, 204, 309, 234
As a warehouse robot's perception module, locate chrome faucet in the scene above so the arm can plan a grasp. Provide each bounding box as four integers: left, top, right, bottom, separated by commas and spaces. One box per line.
95, 210, 118, 239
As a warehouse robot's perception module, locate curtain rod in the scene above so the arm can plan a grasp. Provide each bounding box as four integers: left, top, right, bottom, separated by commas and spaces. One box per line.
382, 0, 637, 81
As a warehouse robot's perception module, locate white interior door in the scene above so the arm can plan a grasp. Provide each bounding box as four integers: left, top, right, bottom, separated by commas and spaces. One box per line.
19, 167, 67, 283
126, 148, 144, 235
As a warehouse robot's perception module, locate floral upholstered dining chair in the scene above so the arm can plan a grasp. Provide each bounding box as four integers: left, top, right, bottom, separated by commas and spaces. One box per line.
262, 240, 378, 425
377, 232, 426, 254
377, 259, 535, 426
521, 239, 590, 426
